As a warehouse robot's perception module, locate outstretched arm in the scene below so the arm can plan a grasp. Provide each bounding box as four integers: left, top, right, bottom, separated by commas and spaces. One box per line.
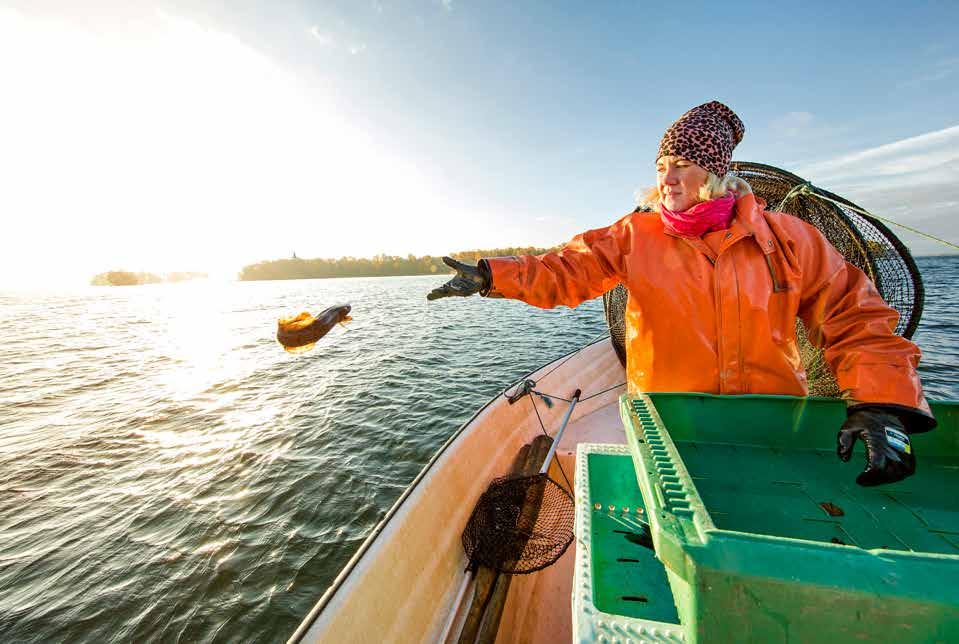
482, 216, 633, 309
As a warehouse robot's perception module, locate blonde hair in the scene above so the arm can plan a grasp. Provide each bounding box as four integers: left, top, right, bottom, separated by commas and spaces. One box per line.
638, 171, 753, 211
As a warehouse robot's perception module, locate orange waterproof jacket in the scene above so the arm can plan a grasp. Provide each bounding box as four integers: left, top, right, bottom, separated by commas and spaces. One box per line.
485, 194, 932, 417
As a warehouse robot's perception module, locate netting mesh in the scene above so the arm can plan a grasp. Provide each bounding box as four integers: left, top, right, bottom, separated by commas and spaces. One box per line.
603, 161, 924, 397
461, 473, 575, 575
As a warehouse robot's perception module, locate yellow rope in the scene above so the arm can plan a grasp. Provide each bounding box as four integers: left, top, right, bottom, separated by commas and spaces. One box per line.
779, 184, 959, 252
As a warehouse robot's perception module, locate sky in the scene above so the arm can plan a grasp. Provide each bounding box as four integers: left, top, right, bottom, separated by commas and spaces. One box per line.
1, 0, 957, 286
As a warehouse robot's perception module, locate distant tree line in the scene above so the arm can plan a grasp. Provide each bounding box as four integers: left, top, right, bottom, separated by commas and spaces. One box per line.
90, 271, 207, 286
238, 247, 560, 281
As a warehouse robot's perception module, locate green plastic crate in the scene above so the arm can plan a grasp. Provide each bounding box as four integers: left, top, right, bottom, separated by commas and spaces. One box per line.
572, 443, 685, 643
622, 393, 959, 643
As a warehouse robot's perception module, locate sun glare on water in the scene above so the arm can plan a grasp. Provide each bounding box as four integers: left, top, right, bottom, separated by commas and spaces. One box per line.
142, 283, 249, 400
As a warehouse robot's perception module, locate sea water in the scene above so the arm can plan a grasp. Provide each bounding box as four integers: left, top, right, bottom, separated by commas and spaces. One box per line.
0, 256, 956, 642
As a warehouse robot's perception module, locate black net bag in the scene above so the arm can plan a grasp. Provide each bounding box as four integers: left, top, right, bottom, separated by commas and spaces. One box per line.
602, 162, 924, 397
602, 282, 630, 369
731, 162, 923, 338
461, 473, 575, 575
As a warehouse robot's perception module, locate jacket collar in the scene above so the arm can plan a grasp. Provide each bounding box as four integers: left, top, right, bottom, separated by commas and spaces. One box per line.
663, 192, 777, 257
732, 193, 777, 255
661, 192, 787, 290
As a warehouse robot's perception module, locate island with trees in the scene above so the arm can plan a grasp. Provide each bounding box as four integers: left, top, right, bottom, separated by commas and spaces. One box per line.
90, 271, 208, 286
238, 247, 558, 281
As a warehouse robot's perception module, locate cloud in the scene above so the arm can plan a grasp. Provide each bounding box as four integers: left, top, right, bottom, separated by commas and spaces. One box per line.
309, 24, 366, 55
769, 111, 815, 137
794, 125, 959, 255
796, 125, 959, 185
762, 112, 848, 165
765, 111, 851, 146
897, 55, 959, 88
309, 25, 335, 47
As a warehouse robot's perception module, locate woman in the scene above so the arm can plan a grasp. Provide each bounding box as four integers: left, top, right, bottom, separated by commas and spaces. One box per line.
427, 101, 935, 487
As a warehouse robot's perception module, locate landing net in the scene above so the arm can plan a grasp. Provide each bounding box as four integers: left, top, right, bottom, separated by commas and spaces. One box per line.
461, 473, 574, 575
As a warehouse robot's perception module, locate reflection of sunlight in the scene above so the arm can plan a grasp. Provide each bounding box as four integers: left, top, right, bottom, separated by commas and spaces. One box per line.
193, 490, 251, 506
223, 408, 281, 432
120, 282, 291, 467
135, 427, 246, 451
151, 283, 240, 401
194, 539, 233, 556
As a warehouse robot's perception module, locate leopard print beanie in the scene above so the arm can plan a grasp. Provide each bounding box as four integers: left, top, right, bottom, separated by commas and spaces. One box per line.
657, 101, 745, 177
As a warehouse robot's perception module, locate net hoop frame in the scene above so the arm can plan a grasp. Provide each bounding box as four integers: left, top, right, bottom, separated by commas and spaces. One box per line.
461, 473, 576, 575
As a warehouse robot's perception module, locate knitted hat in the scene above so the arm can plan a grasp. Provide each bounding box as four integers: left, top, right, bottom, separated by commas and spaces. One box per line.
657, 101, 745, 177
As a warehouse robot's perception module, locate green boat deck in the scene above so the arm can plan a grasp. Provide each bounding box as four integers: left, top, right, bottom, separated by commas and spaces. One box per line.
573, 394, 959, 643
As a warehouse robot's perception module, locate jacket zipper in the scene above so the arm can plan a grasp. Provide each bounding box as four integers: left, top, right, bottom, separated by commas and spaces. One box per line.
714, 253, 725, 392
730, 252, 745, 392
764, 254, 787, 292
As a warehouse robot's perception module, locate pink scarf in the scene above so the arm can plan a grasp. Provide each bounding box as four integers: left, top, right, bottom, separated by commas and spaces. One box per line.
660, 193, 736, 238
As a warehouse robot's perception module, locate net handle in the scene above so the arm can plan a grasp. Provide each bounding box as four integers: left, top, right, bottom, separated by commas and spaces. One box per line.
538, 389, 581, 475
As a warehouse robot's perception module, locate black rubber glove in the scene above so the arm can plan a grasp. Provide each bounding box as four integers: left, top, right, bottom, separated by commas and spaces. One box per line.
837, 406, 915, 487
426, 257, 491, 301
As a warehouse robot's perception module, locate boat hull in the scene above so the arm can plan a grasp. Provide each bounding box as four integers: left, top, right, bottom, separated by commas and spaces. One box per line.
289, 338, 627, 644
